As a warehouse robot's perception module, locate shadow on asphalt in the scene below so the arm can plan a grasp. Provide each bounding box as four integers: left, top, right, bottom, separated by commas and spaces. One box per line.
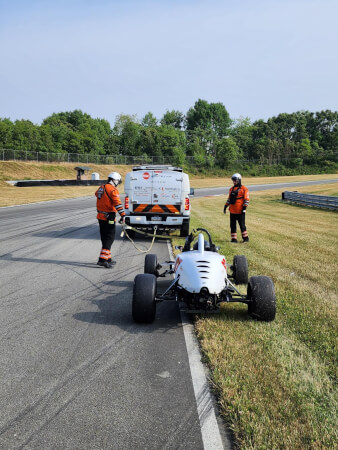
73, 274, 182, 333
73, 295, 182, 333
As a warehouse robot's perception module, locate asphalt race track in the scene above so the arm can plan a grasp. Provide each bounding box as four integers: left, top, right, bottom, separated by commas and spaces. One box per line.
0, 197, 216, 449
0, 179, 336, 449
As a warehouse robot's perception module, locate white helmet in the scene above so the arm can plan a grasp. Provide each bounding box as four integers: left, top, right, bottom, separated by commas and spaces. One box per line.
108, 172, 122, 186
231, 173, 242, 183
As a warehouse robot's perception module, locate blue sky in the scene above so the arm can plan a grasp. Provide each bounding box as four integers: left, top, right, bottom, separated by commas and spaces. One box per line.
0, 0, 337, 126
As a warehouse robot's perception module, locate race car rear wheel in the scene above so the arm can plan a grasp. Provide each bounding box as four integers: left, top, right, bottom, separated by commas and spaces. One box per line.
132, 274, 157, 323
232, 255, 248, 284
144, 254, 158, 276
247, 276, 276, 321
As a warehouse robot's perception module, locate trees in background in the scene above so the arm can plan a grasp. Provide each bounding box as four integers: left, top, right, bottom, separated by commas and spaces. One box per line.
186, 99, 231, 138
42, 110, 112, 155
228, 110, 337, 172
184, 99, 233, 167
0, 102, 337, 174
160, 110, 184, 129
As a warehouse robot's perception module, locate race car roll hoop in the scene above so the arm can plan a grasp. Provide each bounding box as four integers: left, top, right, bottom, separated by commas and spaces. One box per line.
132, 228, 276, 324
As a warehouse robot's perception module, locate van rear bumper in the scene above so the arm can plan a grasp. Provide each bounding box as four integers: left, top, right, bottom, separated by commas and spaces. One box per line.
125, 215, 185, 228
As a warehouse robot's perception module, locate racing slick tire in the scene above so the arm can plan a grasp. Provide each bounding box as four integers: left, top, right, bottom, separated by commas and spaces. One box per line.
144, 254, 158, 276
180, 219, 190, 237
232, 255, 249, 285
247, 276, 276, 321
132, 274, 157, 323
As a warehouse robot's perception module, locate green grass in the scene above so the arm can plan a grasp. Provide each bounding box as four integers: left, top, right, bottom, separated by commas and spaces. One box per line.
172, 184, 338, 449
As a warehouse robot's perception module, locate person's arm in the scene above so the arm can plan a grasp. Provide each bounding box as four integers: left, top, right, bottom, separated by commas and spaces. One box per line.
242, 187, 249, 213
115, 201, 125, 218
108, 186, 126, 218
223, 187, 232, 213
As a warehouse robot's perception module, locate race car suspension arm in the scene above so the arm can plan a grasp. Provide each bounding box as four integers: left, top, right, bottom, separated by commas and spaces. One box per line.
157, 261, 175, 277
155, 277, 180, 302
225, 279, 248, 302
157, 269, 174, 277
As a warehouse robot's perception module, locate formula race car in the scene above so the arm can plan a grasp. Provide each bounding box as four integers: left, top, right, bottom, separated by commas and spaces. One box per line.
132, 228, 276, 323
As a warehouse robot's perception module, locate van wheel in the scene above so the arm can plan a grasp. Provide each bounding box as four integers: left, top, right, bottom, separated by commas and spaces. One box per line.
144, 254, 158, 275
247, 276, 276, 321
132, 274, 157, 323
232, 255, 248, 284
180, 219, 190, 237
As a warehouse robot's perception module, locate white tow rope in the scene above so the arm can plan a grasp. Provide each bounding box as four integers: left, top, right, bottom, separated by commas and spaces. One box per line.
120, 225, 159, 254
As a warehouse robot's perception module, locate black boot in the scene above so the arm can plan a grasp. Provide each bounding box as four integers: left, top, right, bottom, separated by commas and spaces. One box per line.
104, 260, 116, 268
97, 258, 116, 267
243, 237, 249, 243
231, 238, 238, 243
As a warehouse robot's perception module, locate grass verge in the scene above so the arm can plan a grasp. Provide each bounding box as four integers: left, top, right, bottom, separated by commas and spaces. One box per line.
172, 184, 337, 448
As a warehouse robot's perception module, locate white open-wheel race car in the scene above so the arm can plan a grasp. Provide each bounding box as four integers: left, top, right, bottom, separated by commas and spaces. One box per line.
132, 228, 276, 324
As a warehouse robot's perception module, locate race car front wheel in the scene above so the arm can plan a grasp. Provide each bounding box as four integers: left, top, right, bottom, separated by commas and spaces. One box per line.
132, 274, 157, 323
144, 254, 158, 276
232, 255, 248, 284
247, 276, 276, 321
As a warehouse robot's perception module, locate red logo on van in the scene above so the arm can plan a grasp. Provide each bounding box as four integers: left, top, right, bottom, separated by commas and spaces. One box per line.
143, 172, 150, 179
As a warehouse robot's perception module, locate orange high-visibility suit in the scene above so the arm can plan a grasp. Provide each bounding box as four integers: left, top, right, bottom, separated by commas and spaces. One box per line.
96, 183, 125, 221
225, 185, 249, 214
95, 183, 125, 264
224, 185, 249, 242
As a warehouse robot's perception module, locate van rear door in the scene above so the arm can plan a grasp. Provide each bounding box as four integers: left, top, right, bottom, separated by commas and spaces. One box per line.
151, 170, 183, 208
129, 170, 153, 204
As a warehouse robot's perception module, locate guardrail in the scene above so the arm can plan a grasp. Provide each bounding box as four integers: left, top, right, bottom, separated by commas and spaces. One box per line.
282, 191, 338, 210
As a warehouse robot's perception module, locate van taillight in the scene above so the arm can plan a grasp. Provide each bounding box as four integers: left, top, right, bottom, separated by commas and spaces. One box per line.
125, 196, 129, 209
185, 197, 190, 211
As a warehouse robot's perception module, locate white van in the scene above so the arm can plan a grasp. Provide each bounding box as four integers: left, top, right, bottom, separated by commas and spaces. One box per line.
124, 165, 193, 237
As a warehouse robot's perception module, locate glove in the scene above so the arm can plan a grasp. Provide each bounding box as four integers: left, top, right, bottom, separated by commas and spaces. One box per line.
223, 205, 228, 214
118, 216, 125, 225
242, 207, 247, 214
